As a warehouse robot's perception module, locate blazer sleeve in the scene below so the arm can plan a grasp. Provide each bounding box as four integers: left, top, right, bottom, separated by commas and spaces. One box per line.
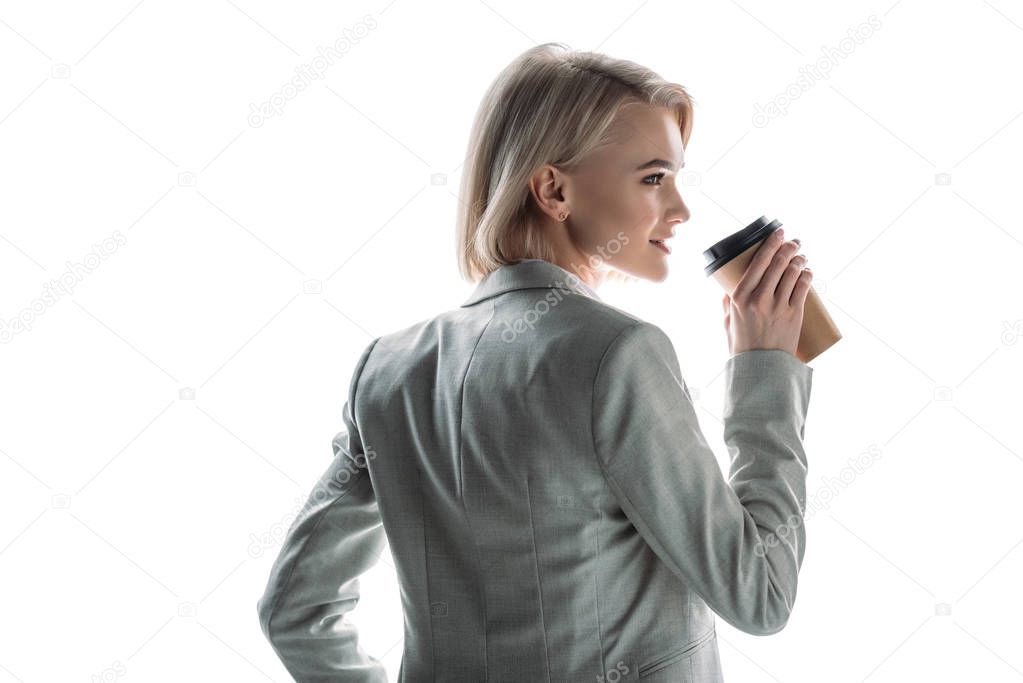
256, 338, 389, 682
591, 322, 813, 636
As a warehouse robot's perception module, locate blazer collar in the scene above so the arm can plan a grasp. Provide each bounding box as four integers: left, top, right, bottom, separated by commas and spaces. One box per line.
461, 259, 602, 307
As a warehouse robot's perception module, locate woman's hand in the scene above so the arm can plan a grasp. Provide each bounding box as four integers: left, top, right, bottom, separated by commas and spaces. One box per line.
723, 229, 813, 358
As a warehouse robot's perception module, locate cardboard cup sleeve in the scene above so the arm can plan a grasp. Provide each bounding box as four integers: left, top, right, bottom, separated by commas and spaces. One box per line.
703, 216, 842, 363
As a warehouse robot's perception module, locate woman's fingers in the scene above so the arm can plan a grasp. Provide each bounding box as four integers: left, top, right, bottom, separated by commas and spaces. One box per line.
775, 254, 807, 302
733, 229, 786, 301
753, 239, 802, 304
789, 267, 814, 308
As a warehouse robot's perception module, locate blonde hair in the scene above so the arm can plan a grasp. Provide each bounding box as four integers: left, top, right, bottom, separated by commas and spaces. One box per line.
456, 42, 696, 285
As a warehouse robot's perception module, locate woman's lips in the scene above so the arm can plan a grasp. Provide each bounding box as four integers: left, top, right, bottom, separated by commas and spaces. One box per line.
650, 239, 671, 255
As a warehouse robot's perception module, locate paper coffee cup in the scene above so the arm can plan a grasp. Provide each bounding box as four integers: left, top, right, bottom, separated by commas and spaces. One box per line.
703, 216, 841, 363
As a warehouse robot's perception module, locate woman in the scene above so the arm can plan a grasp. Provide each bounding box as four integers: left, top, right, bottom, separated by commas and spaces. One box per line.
257, 42, 813, 682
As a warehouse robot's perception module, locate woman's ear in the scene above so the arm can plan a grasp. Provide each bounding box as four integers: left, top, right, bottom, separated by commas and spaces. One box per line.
528, 163, 570, 223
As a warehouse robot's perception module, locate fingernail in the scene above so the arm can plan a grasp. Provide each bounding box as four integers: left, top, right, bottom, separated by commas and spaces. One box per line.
793, 238, 801, 245
775, 228, 785, 241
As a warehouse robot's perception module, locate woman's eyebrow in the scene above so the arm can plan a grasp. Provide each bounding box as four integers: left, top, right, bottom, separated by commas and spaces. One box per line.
635, 158, 685, 171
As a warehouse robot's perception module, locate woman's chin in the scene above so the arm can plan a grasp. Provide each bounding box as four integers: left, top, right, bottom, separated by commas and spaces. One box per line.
645, 267, 670, 283
616, 259, 670, 284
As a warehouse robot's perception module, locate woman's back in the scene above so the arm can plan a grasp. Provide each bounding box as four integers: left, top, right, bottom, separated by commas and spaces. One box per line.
258, 258, 813, 681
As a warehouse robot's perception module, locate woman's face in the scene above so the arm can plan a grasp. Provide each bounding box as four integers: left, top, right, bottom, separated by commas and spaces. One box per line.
529, 101, 691, 288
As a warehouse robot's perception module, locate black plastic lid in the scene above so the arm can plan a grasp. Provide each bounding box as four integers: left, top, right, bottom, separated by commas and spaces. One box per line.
702, 216, 783, 277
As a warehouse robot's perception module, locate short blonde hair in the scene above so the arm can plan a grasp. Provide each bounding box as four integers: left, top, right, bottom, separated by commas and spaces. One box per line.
456, 42, 696, 284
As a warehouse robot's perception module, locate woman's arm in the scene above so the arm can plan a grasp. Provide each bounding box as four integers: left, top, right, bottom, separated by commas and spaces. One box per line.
256, 339, 388, 682
591, 321, 813, 636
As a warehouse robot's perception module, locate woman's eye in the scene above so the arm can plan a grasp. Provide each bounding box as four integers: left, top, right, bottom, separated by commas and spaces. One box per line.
643, 172, 666, 185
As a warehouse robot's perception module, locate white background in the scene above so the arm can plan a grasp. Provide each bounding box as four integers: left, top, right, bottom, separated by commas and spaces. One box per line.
1, 0, 1021, 681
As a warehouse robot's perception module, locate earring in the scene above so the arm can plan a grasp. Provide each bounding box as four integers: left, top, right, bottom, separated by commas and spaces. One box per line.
558, 211, 567, 221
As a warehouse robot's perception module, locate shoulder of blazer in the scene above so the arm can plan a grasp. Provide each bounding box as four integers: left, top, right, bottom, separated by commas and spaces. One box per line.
349, 336, 382, 399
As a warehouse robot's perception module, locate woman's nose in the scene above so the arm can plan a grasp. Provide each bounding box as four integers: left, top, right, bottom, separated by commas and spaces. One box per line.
671, 192, 690, 224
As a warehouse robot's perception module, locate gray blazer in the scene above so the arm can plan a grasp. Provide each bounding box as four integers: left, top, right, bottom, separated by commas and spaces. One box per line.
256, 258, 814, 682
